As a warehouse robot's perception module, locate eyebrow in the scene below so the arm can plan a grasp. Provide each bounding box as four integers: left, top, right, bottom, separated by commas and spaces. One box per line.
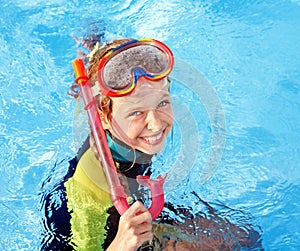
121, 93, 170, 112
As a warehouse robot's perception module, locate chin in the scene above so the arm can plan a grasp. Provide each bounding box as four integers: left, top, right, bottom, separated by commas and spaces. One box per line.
137, 141, 166, 155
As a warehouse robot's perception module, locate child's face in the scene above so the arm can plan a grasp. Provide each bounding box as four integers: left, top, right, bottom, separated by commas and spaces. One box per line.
106, 78, 174, 155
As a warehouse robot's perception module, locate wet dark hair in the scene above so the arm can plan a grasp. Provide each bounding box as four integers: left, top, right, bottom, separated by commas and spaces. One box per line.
82, 33, 103, 50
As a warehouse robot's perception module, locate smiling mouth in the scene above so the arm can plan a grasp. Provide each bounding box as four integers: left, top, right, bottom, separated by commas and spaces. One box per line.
141, 130, 165, 145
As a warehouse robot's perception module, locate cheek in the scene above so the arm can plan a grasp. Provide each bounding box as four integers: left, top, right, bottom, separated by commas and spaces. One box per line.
162, 107, 174, 124
163, 108, 174, 134
126, 120, 145, 139
112, 115, 144, 140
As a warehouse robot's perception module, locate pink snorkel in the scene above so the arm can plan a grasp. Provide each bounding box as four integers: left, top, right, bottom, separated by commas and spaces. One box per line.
72, 58, 167, 220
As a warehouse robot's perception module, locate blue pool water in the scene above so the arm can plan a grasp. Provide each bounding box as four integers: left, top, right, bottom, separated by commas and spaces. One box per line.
1, 0, 300, 250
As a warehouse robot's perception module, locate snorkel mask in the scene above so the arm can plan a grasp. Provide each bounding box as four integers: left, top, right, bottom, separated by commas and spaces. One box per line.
97, 38, 174, 97
72, 38, 173, 220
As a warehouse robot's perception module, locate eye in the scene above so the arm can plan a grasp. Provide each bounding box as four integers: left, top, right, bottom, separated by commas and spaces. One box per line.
157, 100, 170, 108
129, 111, 142, 117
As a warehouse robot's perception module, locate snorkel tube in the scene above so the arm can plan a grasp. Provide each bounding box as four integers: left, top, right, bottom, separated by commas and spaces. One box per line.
72, 58, 167, 220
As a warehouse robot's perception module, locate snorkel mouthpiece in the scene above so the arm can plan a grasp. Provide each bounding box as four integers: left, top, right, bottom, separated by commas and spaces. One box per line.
72, 58, 166, 220
137, 174, 168, 220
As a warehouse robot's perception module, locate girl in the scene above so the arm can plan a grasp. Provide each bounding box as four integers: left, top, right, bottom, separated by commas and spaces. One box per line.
42, 37, 262, 251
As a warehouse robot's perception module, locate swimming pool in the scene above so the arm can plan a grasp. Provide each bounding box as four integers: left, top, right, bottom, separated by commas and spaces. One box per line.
0, 0, 299, 250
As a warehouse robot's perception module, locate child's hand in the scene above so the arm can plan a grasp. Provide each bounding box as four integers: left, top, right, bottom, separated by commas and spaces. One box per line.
107, 201, 153, 251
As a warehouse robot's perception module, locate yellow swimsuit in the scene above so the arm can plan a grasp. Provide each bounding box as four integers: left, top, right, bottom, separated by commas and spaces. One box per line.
64, 148, 114, 250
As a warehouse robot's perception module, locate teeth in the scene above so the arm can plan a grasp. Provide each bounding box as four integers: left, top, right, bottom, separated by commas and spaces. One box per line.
144, 132, 163, 144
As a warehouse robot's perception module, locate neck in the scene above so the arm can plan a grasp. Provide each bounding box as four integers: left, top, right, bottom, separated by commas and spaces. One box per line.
106, 132, 153, 166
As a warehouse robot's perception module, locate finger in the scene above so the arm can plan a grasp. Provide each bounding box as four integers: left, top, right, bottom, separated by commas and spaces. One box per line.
120, 210, 152, 232
123, 201, 148, 218
132, 211, 152, 225
138, 230, 154, 244
134, 220, 152, 235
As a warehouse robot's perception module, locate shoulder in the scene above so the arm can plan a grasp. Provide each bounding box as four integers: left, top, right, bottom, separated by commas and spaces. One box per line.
69, 147, 110, 191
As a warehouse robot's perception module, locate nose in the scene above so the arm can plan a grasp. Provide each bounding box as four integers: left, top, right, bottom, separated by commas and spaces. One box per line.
146, 110, 163, 132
